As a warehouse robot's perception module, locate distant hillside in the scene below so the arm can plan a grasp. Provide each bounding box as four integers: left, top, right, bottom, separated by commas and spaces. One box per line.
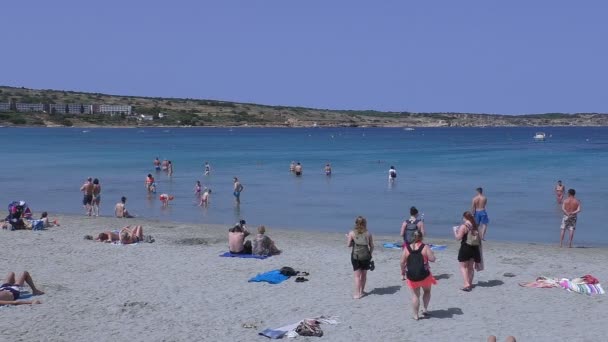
1, 86, 607, 127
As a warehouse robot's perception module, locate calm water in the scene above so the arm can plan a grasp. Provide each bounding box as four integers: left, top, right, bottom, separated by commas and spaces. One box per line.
1, 127, 607, 245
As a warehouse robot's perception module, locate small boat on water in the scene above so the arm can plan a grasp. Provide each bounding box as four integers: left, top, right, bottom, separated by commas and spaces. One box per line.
533, 132, 546, 141
403, 127, 415, 131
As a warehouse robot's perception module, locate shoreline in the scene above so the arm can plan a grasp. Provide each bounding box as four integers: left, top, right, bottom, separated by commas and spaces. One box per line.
3, 124, 608, 128
2, 213, 607, 341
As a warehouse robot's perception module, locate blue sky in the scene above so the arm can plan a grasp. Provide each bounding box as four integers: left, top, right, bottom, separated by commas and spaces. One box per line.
1, 0, 606, 114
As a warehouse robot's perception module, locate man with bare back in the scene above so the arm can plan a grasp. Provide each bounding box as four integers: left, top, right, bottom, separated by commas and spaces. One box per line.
560, 189, 581, 248
80, 177, 94, 216
472, 187, 489, 240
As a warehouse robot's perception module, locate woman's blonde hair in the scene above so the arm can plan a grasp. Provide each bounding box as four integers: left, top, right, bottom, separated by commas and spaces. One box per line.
412, 230, 423, 243
353, 216, 367, 234
257, 225, 266, 234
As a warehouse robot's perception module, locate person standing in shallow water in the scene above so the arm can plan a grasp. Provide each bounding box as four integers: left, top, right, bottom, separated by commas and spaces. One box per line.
92, 178, 101, 217
80, 177, 94, 216
347, 216, 374, 299
472, 187, 489, 240
167, 161, 173, 176
560, 188, 581, 248
388, 166, 397, 181
233, 177, 244, 204
294, 162, 303, 176
555, 180, 565, 204
324, 163, 332, 176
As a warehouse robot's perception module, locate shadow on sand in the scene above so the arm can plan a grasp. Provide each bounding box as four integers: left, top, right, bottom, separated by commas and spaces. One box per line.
434, 273, 452, 280
475, 280, 504, 288
425, 307, 463, 319
368, 285, 401, 296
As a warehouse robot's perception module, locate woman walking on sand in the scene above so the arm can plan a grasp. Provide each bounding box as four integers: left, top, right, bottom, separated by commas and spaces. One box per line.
347, 216, 374, 299
454, 211, 481, 292
401, 230, 436, 320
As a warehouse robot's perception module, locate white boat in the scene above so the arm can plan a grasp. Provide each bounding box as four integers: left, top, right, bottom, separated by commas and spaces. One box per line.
533, 132, 546, 141
403, 127, 415, 131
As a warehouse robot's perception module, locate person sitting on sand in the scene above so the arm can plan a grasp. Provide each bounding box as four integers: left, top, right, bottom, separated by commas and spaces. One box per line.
228, 224, 252, 254
347, 216, 374, 299
252, 226, 281, 256
115, 197, 133, 218
400, 230, 436, 320
0, 271, 44, 306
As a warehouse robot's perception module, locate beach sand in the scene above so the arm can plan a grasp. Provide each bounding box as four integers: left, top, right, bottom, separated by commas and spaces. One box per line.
1, 214, 606, 341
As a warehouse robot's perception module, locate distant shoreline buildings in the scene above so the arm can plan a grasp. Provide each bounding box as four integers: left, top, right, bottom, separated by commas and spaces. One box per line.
0, 99, 131, 115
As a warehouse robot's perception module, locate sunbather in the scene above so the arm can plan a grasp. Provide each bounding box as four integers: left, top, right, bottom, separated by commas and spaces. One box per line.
0, 271, 44, 306
96, 226, 144, 244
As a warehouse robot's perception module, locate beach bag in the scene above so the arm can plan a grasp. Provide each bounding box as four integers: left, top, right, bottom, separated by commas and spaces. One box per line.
465, 227, 481, 246
404, 219, 420, 243
295, 320, 323, 337
405, 244, 430, 281
279, 267, 297, 277
352, 233, 371, 261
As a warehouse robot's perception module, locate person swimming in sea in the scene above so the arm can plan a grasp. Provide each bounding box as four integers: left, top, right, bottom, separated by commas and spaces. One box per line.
325, 163, 332, 176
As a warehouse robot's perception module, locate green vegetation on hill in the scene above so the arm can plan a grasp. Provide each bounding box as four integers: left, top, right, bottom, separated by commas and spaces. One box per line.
0, 86, 607, 127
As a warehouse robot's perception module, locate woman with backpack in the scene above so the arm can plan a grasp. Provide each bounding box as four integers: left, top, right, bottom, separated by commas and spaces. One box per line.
454, 211, 481, 292
347, 216, 374, 299
400, 230, 436, 320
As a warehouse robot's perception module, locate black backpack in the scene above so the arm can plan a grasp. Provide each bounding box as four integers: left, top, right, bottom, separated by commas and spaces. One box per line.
405, 244, 430, 281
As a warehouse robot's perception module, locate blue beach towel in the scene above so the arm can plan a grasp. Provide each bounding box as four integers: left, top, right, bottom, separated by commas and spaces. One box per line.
249, 270, 289, 284
220, 252, 269, 259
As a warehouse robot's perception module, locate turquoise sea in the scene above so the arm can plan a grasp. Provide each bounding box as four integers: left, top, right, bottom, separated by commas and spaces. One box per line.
1, 127, 606, 245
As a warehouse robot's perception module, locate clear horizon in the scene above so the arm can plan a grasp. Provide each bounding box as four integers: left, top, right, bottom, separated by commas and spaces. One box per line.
1, 0, 607, 114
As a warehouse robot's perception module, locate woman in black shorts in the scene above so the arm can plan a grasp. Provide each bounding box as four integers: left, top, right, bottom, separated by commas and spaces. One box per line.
454, 211, 481, 292
346, 216, 374, 299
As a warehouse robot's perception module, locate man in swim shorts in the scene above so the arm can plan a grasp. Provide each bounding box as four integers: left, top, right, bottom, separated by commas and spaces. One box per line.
472, 187, 489, 240
233, 177, 243, 203
154, 157, 161, 171
555, 180, 565, 204
80, 177, 94, 216
0, 271, 44, 306
294, 162, 303, 176
560, 188, 581, 248
204, 161, 211, 176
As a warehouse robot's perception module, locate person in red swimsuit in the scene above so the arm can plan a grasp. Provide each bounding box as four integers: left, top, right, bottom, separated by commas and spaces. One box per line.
400, 230, 437, 320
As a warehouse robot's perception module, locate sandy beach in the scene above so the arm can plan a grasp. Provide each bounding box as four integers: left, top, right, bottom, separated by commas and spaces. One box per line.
1, 213, 606, 342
